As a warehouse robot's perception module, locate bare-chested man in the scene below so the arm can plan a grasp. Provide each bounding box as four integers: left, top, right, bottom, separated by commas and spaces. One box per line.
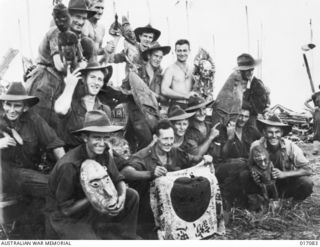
161, 39, 197, 109
82, 0, 106, 55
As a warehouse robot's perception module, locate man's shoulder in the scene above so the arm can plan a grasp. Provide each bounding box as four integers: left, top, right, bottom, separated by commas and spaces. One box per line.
55, 145, 84, 169
45, 26, 59, 38
132, 145, 154, 160
164, 63, 177, 73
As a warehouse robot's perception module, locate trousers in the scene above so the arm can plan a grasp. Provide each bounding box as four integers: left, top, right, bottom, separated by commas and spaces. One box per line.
47, 188, 139, 240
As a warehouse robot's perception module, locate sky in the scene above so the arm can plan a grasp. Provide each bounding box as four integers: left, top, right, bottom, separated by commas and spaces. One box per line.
1, 0, 320, 112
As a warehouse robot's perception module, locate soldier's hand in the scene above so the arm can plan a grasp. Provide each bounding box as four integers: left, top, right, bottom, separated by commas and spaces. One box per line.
0, 132, 17, 149
226, 121, 236, 140
203, 155, 214, 173
153, 166, 168, 178
64, 66, 81, 87
209, 123, 220, 140
272, 168, 286, 179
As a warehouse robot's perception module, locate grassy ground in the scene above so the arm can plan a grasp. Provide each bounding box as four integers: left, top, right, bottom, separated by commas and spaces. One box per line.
214, 143, 320, 240
1, 143, 320, 240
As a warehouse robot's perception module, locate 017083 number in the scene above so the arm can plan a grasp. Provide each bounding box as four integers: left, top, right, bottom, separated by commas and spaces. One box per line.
300, 241, 318, 246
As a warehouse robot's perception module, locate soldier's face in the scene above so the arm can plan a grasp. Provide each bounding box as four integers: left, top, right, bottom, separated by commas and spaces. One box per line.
175, 44, 190, 63
139, 33, 154, 48
173, 119, 189, 137
149, 50, 164, 68
264, 126, 283, 147
85, 70, 104, 96
194, 107, 206, 122
236, 109, 250, 128
157, 128, 174, 153
91, 1, 104, 20
3, 101, 27, 121
84, 132, 110, 155
70, 11, 87, 33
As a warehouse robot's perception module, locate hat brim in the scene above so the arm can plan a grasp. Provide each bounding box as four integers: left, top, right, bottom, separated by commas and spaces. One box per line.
185, 99, 215, 113
134, 27, 161, 42
0, 95, 39, 107
142, 46, 171, 61
168, 111, 195, 121
234, 59, 262, 71
73, 125, 124, 134
257, 119, 292, 136
68, 8, 97, 19
79, 65, 113, 82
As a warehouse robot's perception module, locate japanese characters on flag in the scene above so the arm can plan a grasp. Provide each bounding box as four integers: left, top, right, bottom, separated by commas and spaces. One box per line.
150, 163, 225, 240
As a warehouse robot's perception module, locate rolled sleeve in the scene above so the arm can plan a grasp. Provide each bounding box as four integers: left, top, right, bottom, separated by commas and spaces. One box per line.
288, 141, 309, 169
125, 156, 146, 172
107, 155, 125, 185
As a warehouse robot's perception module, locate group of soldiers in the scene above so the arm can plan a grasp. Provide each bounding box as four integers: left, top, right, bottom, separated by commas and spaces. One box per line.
0, 0, 315, 240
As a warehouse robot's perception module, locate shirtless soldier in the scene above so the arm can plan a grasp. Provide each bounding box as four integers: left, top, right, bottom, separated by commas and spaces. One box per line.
161, 39, 198, 109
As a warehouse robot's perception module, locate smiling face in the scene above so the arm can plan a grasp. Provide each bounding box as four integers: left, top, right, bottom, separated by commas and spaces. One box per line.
3, 100, 28, 121
148, 50, 164, 69
83, 132, 110, 156
263, 126, 283, 147
90, 0, 104, 21
139, 32, 154, 49
194, 107, 206, 122
69, 11, 88, 33
157, 127, 174, 153
80, 159, 118, 214
85, 70, 104, 96
175, 44, 190, 63
236, 109, 250, 128
173, 119, 189, 137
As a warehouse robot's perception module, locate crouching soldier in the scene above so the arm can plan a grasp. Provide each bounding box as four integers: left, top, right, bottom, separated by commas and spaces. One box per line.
46, 110, 139, 239
0, 81, 65, 199
240, 115, 313, 208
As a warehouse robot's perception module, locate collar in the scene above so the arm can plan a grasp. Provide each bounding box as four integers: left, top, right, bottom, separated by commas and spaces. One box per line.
80, 96, 102, 110
150, 143, 174, 166
260, 137, 286, 150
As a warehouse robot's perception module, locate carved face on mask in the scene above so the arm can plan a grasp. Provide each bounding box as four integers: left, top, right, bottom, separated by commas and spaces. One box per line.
80, 159, 118, 214
52, 3, 70, 32
58, 31, 78, 72
199, 60, 213, 80
252, 146, 270, 171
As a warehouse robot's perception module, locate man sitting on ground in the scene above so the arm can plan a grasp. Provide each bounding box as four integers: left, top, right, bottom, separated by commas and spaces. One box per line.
240, 114, 314, 207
